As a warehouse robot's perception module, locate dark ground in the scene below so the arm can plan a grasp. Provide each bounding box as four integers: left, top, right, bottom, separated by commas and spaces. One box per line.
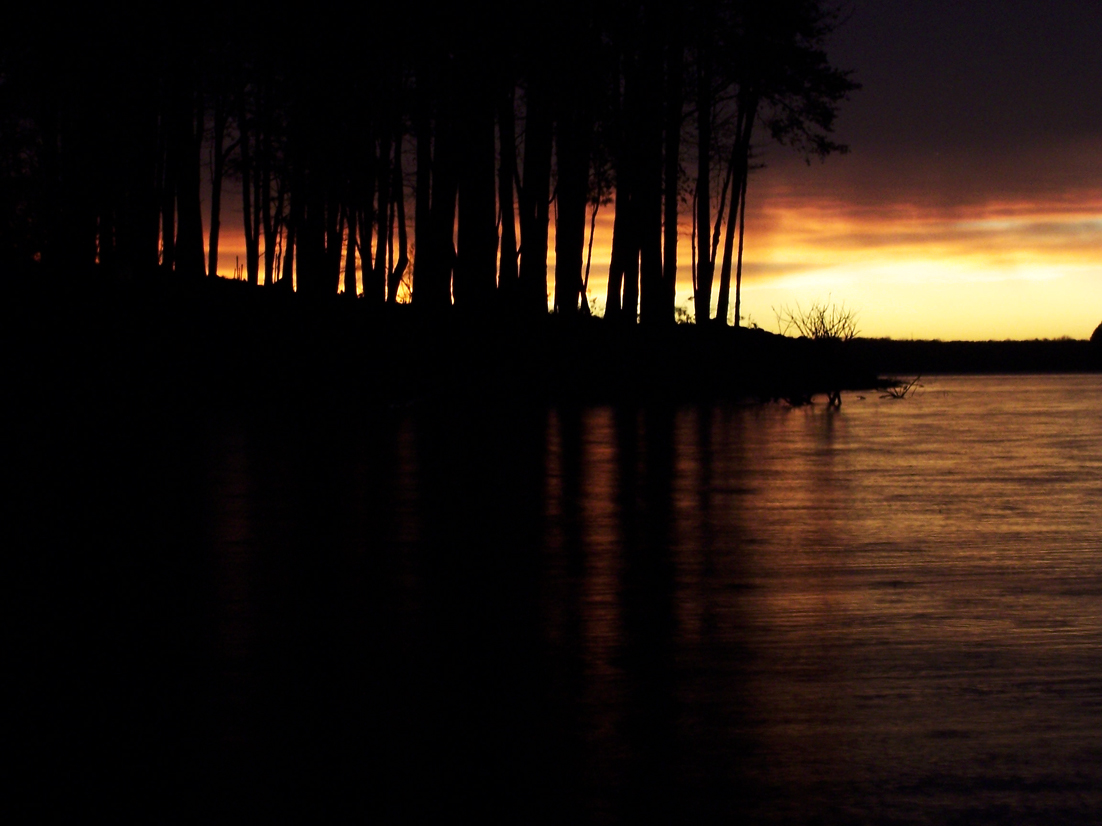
6, 271, 1097, 415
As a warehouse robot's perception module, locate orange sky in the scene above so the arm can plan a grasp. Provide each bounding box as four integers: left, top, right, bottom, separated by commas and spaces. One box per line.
728, 152, 1102, 340
212, 133, 1102, 342
214, 172, 1102, 342
553, 151, 1102, 340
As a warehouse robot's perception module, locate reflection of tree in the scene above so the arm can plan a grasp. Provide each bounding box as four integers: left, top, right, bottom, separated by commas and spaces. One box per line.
1, 2, 855, 325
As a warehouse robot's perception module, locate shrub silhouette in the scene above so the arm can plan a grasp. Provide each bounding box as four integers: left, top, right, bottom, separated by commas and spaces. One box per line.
774, 299, 859, 342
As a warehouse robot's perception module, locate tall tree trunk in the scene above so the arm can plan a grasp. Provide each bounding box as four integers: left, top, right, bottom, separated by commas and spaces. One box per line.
580, 197, 600, 316
356, 135, 377, 300
208, 96, 226, 277
112, 94, 161, 277
239, 89, 259, 285
455, 90, 498, 308
411, 67, 433, 304
619, 47, 646, 325
250, 116, 263, 285
715, 94, 757, 326
423, 107, 458, 308
636, 43, 664, 326
517, 76, 553, 315
621, 200, 641, 322
609, 18, 660, 326
497, 83, 519, 304
553, 101, 590, 316
710, 152, 733, 283
693, 0, 713, 323
261, 118, 275, 286
175, 93, 205, 277
387, 126, 409, 302
605, 186, 632, 319
110, 92, 160, 278
551, 8, 594, 318
733, 165, 749, 329
344, 202, 357, 297
298, 153, 327, 296
281, 164, 300, 291
662, 21, 683, 320
161, 106, 176, 272
373, 128, 391, 301
325, 186, 343, 294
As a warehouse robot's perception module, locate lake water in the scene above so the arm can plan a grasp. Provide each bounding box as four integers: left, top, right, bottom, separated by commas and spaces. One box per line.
19, 374, 1102, 821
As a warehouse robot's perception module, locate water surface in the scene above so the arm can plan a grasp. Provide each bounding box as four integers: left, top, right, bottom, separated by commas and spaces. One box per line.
20, 374, 1102, 821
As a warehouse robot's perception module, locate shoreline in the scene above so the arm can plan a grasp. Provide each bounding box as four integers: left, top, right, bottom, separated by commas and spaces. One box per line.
6, 272, 1099, 416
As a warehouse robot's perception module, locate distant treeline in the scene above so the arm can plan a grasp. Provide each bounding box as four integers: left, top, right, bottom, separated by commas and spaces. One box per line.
1, 1, 854, 325
851, 338, 1102, 375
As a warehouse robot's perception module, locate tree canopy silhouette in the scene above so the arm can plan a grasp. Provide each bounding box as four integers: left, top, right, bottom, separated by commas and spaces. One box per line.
0, 1, 856, 326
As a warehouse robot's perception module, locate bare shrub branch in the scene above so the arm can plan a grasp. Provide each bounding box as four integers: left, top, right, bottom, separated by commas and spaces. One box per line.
774, 297, 859, 341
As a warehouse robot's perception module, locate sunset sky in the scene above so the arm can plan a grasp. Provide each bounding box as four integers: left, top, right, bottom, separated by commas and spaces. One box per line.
214, 0, 1102, 340
735, 0, 1102, 340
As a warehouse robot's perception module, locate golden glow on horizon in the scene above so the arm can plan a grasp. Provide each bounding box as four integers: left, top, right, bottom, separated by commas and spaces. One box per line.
208, 189, 1102, 341
732, 194, 1102, 340
561, 195, 1102, 340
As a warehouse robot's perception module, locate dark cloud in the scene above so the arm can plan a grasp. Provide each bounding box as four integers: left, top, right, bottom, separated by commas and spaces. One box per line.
827, 0, 1102, 152
756, 137, 1102, 214
753, 1, 1102, 209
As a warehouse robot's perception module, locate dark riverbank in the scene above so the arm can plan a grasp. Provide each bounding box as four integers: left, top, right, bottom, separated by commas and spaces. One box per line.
5, 272, 1099, 419
5, 271, 874, 410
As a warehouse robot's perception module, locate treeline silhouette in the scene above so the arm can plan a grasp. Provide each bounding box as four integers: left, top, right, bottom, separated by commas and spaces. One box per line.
1, 1, 854, 326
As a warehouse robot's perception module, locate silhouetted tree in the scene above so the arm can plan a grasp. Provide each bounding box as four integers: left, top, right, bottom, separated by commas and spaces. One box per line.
701, 0, 857, 326
553, 2, 600, 317
1, 0, 853, 339
207, 89, 232, 279
453, 12, 499, 309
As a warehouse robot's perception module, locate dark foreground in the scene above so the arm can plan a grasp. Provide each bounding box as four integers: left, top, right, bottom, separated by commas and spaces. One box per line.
4, 271, 881, 412
12, 372, 1102, 824
7, 274, 1102, 821
6, 272, 1098, 413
